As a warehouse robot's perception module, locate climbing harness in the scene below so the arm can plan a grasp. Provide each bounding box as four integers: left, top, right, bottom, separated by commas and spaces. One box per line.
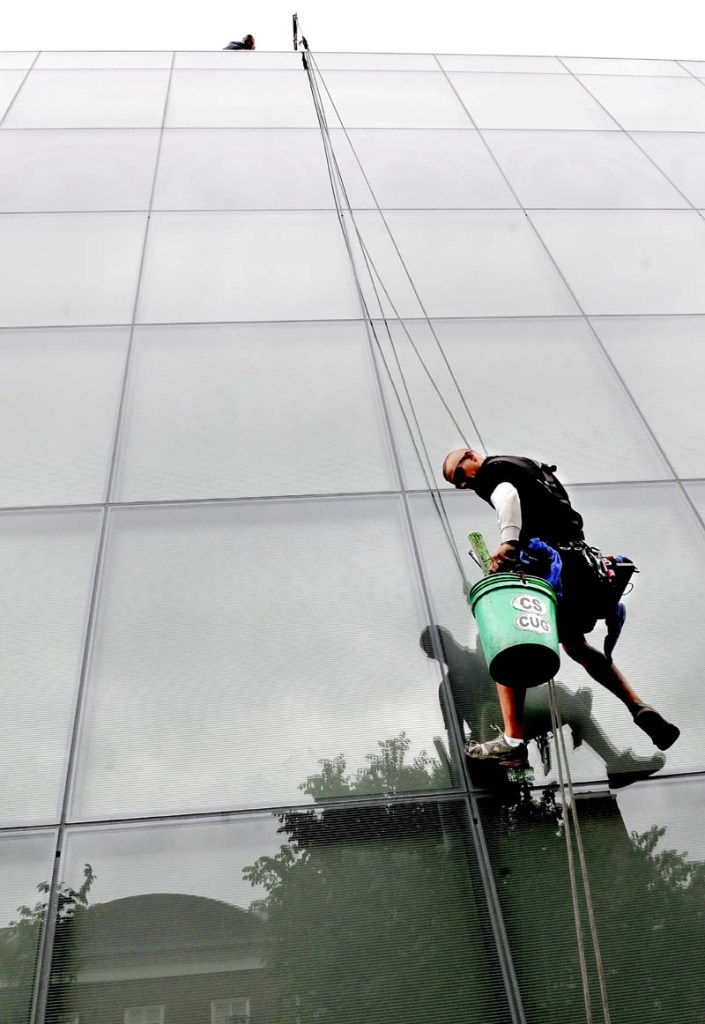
294, 19, 612, 1024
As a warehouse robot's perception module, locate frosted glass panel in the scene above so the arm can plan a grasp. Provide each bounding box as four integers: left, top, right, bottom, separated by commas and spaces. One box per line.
314, 53, 438, 70
361, 211, 577, 318
0, 130, 160, 212
0, 509, 100, 825
137, 211, 359, 323
114, 322, 394, 501
3, 70, 170, 128
153, 128, 371, 210
685, 482, 705, 519
0, 327, 128, 507
531, 210, 705, 315
348, 129, 518, 208
577, 75, 705, 131
321, 71, 469, 128
411, 483, 702, 785
35, 51, 173, 69
447, 72, 618, 129
0, 213, 146, 328
484, 130, 687, 208
166, 70, 318, 127
0, 70, 25, 118
0, 831, 57, 1024
71, 497, 452, 818
438, 55, 566, 73
54, 804, 499, 1023
380, 317, 669, 491
631, 132, 705, 207
175, 51, 303, 69
592, 315, 705, 477
0, 52, 36, 70
680, 60, 705, 76
562, 57, 688, 76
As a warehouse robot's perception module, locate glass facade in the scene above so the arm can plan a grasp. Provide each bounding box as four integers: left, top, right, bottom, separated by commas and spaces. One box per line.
1, 48, 704, 1024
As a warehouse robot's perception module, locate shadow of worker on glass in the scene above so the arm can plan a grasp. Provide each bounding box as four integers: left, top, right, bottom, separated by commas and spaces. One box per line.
421, 624, 666, 789
439, 449, 680, 774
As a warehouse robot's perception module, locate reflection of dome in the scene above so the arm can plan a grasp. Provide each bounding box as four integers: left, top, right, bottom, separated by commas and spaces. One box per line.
58, 893, 265, 959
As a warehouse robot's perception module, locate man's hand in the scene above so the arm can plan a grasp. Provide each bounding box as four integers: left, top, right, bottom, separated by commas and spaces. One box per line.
490, 542, 519, 573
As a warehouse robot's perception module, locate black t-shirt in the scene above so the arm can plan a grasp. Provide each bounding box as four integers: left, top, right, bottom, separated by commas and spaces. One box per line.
472, 455, 584, 547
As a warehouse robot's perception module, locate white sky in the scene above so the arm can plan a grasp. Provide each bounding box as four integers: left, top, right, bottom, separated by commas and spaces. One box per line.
3, 0, 705, 61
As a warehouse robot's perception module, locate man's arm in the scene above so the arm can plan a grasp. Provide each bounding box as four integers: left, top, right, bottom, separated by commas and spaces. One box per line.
489, 482, 521, 573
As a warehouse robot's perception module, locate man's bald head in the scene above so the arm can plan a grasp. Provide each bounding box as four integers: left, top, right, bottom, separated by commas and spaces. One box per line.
443, 448, 484, 488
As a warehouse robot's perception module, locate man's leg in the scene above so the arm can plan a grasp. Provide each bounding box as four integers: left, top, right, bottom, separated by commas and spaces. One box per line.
497, 682, 526, 739
562, 634, 679, 750
465, 682, 529, 766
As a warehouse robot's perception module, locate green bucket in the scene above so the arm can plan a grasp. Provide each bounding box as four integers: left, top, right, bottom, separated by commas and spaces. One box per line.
468, 573, 560, 688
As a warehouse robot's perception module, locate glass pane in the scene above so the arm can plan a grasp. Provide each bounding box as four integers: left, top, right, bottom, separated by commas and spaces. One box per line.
531, 210, 705, 315
680, 60, 705, 76
412, 482, 701, 785
175, 51, 302, 70
592, 315, 705, 477
483, 130, 687, 208
356, 211, 577, 318
685, 481, 705, 518
3, 70, 170, 128
437, 55, 567, 73
0, 52, 36, 70
51, 804, 502, 1023
0, 831, 57, 1024
576, 75, 705, 131
0, 129, 160, 212
0, 70, 25, 118
380, 317, 670, 491
320, 70, 470, 128
479, 779, 705, 1022
0, 213, 146, 328
314, 53, 438, 70
562, 56, 688, 76
0, 509, 101, 825
136, 212, 360, 323
114, 322, 395, 501
165, 70, 318, 128
152, 128, 371, 210
631, 131, 705, 207
447, 72, 618, 129
34, 51, 173, 69
347, 129, 518, 208
0, 327, 128, 507
71, 497, 453, 819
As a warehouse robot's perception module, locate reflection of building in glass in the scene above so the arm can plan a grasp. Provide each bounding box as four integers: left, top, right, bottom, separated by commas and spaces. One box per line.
1, 46, 705, 1024
50, 895, 264, 1024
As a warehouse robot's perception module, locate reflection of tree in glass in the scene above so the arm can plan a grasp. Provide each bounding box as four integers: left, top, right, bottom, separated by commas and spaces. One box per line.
244, 734, 502, 1024
245, 735, 705, 1024
482, 783, 705, 1022
0, 864, 94, 1024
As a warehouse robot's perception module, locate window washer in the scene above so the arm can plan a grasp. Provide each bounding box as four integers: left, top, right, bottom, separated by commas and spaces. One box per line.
442, 448, 680, 768
224, 34, 256, 50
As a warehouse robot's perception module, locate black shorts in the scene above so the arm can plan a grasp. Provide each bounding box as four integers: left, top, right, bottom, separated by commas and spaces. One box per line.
556, 546, 599, 641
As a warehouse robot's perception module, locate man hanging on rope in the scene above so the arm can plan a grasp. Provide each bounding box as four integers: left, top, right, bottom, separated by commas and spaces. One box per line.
442, 448, 680, 768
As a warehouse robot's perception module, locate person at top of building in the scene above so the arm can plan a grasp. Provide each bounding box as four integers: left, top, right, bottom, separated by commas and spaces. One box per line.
442, 447, 680, 770
224, 34, 256, 50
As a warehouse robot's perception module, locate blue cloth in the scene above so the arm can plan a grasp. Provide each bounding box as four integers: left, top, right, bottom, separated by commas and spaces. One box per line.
518, 538, 563, 596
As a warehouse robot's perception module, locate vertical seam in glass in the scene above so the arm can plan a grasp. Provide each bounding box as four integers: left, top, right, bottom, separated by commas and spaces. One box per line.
0, 49, 41, 127
556, 57, 705, 222
439, 55, 705, 535
30, 51, 177, 1024
554, 57, 705, 535
310, 55, 526, 1024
